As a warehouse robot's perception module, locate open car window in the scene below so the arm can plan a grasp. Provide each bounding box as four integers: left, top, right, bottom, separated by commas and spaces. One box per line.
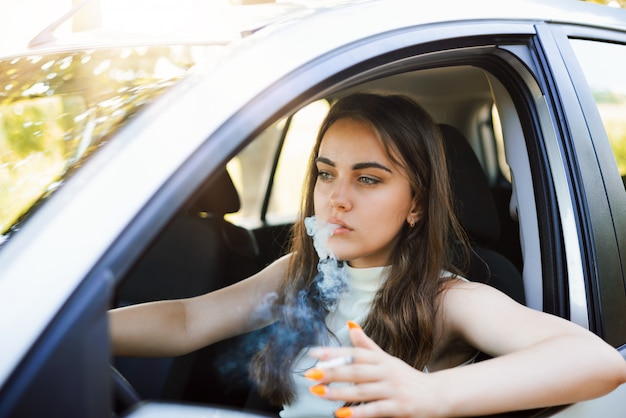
226, 99, 329, 228
570, 39, 626, 189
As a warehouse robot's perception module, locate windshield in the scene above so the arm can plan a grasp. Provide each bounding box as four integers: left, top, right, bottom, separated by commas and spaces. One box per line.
0, 45, 212, 243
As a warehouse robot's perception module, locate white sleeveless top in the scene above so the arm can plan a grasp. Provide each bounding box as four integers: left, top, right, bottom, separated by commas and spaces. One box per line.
278, 267, 475, 417
279, 265, 388, 418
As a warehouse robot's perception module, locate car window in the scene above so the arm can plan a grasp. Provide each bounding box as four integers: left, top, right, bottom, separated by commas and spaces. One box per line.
226, 119, 283, 227
0, 46, 207, 242
266, 99, 329, 224
227, 99, 329, 227
491, 105, 512, 183
569, 39, 626, 188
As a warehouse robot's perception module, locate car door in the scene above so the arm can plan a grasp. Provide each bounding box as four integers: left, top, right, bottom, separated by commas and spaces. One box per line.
2, 6, 625, 418
536, 22, 626, 416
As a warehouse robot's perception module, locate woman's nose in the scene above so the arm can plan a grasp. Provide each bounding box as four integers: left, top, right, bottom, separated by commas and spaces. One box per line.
329, 180, 352, 211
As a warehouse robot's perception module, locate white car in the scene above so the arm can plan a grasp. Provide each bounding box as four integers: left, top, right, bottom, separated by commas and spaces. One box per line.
0, 0, 625, 416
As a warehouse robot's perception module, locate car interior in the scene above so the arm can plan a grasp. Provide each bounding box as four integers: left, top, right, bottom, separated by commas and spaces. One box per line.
112, 59, 535, 415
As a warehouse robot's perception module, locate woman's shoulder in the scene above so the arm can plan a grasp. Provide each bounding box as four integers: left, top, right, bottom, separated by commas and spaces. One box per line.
437, 276, 525, 334
440, 276, 512, 308
438, 275, 532, 347
262, 252, 293, 274
440, 272, 483, 290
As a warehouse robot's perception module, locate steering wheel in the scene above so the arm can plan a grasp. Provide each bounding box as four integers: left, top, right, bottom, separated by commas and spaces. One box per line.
109, 363, 281, 417
111, 364, 142, 415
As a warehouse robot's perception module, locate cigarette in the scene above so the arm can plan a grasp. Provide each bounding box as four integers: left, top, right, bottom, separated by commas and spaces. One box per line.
316, 356, 354, 369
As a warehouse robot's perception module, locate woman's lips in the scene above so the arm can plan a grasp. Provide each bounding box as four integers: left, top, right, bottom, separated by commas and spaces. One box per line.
332, 227, 351, 235
328, 219, 351, 235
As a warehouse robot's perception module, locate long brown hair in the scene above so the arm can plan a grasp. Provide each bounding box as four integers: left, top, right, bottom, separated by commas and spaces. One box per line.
250, 92, 470, 405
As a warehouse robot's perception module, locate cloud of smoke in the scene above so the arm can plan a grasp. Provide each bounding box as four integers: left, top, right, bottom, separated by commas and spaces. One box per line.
214, 216, 351, 384
304, 215, 349, 311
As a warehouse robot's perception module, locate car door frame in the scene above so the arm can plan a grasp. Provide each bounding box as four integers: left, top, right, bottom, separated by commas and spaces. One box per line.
534, 22, 626, 347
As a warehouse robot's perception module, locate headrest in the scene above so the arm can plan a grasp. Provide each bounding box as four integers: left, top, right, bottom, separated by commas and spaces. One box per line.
189, 169, 241, 216
439, 124, 500, 245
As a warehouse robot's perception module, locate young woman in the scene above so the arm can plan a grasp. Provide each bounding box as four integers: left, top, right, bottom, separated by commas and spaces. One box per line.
110, 93, 626, 418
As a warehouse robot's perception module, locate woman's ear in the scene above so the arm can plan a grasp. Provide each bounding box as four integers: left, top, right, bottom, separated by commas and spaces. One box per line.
407, 202, 422, 228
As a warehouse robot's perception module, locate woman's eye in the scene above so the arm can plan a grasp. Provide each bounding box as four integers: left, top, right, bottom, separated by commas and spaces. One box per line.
318, 171, 333, 182
359, 176, 380, 185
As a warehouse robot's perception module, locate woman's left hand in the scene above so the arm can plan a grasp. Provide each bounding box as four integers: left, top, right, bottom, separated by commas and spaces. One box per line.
306, 321, 442, 418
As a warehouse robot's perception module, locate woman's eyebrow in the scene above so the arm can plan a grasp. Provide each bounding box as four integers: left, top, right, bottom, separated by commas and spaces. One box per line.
316, 157, 392, 173
352, 162, 392, 173
315, 157, 392, 173
315, 156, 335, 166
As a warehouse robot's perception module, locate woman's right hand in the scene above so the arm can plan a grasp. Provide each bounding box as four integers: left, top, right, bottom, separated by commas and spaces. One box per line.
305, 322, 443, 418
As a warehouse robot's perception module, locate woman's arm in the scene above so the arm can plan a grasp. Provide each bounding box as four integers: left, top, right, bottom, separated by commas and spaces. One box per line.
109, 253, 290, 357
305, 282, 626, 417
428, 281, 626, 415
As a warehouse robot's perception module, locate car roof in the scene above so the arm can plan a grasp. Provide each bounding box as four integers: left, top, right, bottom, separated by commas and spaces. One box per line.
20, 0, 626, 55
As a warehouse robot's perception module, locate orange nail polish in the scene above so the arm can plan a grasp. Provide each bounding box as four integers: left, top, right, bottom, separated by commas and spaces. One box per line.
335, 407, 353, 418
304, 368, 325, 380
309, 384, 327, 396
347, 320, 362, 330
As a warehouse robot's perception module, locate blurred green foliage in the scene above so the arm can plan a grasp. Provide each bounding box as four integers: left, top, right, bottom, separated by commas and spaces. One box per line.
606, 116, 626, 176
0, 46, 204, 236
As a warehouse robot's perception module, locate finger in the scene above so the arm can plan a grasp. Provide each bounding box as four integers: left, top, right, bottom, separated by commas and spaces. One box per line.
348, 322, 382, 352
335, 399, 399, 418
305, 362, 380, 384
304, 357, 357, 382
310, 380, 389, 403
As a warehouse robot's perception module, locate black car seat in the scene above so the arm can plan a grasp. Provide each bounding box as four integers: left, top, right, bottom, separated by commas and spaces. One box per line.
439, 124, 525, 304
114, 169, 263, 402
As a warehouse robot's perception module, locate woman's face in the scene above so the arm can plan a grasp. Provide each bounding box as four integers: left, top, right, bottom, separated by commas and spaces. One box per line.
313, 118, 420, 268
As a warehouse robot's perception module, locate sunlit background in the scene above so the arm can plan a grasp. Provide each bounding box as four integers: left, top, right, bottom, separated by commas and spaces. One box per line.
0, 1, 66, 56
0, 0, 267, 56
0, 0, 625, 57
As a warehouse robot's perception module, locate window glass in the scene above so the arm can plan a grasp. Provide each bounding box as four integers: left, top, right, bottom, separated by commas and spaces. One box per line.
492, 104, 512, 183
267, 100, 329, 224
0, 46, 206, 242
226, 120, 285, 226
570, 39, 626, 188
227, 100, 329, 227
